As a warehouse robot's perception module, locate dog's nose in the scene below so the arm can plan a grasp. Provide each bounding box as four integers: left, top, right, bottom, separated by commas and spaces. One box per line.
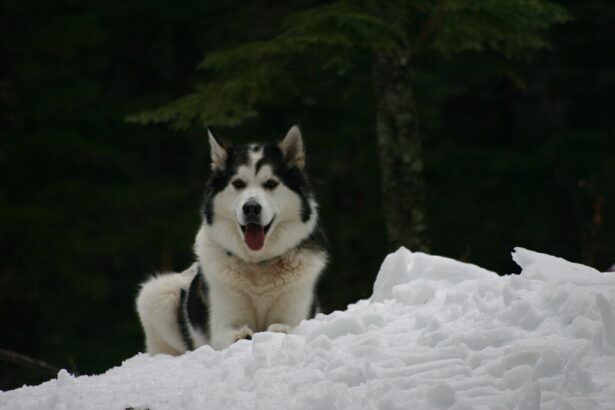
242, 200, 262, 218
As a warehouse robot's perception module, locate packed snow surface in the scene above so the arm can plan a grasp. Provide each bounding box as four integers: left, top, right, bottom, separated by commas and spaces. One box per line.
2, 247, 615, 409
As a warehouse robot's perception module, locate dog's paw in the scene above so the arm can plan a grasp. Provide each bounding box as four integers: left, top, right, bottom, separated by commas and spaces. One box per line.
233, 326, 254, 342
267, 323, 293, 334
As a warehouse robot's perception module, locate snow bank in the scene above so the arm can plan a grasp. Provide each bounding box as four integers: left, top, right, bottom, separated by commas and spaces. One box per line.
2, 247, 615, 410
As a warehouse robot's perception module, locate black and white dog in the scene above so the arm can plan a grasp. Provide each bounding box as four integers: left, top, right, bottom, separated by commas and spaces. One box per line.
136, 126, 328, 353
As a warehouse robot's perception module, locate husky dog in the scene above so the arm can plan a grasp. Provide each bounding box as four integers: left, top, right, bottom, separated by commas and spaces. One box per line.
136, 126, 328, 354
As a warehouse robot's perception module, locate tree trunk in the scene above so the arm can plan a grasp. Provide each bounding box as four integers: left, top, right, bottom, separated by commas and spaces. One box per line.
372, 52, 430, 252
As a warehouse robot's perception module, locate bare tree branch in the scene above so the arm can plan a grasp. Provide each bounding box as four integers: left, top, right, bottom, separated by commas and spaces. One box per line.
0, 348, 62, 375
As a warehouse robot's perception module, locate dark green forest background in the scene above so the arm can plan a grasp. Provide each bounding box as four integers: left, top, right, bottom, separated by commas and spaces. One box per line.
2, 0, 614, 390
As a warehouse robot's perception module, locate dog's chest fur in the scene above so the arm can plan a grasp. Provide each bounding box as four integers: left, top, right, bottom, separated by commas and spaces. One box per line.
204, 246, 323, 296
221, 252, 304, 291
199, 241, 325, 331
196, 225, 324, 294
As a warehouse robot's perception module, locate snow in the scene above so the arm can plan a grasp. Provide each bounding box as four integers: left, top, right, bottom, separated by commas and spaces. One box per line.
2, 247, 615, 410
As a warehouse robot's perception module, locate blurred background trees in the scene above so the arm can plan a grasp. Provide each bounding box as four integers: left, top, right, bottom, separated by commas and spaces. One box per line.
2, 0, 614, 390
129, 0, 568, 251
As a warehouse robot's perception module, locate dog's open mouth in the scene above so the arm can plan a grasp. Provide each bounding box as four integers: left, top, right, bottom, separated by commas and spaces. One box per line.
240, 218, 274, 251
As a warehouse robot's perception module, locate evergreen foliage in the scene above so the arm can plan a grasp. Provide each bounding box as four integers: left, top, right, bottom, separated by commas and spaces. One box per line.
129, 0, 569, 129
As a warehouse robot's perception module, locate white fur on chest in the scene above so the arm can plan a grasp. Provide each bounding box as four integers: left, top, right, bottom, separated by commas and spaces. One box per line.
209, 250, 318, 293
195, 225, 326, 332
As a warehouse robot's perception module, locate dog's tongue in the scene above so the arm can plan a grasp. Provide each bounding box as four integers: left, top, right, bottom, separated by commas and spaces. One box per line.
244, 223, 265, 251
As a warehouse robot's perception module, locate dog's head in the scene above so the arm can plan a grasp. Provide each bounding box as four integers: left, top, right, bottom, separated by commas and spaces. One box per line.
202, 126, 318, 261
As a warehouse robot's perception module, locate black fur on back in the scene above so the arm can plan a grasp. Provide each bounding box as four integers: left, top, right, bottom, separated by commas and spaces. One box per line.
177, 265, 209, 351
186, 265, 209, 334
177, 288, 194, 351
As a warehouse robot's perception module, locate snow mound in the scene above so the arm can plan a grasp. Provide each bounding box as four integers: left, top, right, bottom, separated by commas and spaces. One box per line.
2, 248, 615, 410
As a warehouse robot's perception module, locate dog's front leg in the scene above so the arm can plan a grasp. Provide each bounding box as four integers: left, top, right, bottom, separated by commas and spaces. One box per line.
208, 282, 256, 350
265, 285, 314, 334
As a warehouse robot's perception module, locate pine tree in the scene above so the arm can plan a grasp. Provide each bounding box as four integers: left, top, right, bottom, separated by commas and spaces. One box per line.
129, 0, 569, 251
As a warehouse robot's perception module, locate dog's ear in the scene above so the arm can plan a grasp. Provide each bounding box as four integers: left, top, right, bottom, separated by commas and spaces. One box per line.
208, 129, 228, 170
278, 125, 305, 169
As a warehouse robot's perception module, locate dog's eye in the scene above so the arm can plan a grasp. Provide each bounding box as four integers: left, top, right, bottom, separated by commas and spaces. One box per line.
263, 179, 279, 189
232, 180, 246, 189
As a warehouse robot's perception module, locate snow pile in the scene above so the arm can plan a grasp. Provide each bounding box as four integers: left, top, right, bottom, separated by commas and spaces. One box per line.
2, 247, 615, 410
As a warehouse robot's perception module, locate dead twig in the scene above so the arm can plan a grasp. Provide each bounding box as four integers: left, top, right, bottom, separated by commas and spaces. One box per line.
0, 348, 62, 375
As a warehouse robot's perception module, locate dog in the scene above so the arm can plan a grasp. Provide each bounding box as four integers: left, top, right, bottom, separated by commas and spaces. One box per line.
135, 126, 328, 354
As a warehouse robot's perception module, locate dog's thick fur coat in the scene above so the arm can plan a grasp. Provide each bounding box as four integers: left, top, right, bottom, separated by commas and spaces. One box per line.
136, 126, 328, 353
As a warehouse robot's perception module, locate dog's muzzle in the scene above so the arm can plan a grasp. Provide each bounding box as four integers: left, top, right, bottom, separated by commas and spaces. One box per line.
240, 199, 273, 251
